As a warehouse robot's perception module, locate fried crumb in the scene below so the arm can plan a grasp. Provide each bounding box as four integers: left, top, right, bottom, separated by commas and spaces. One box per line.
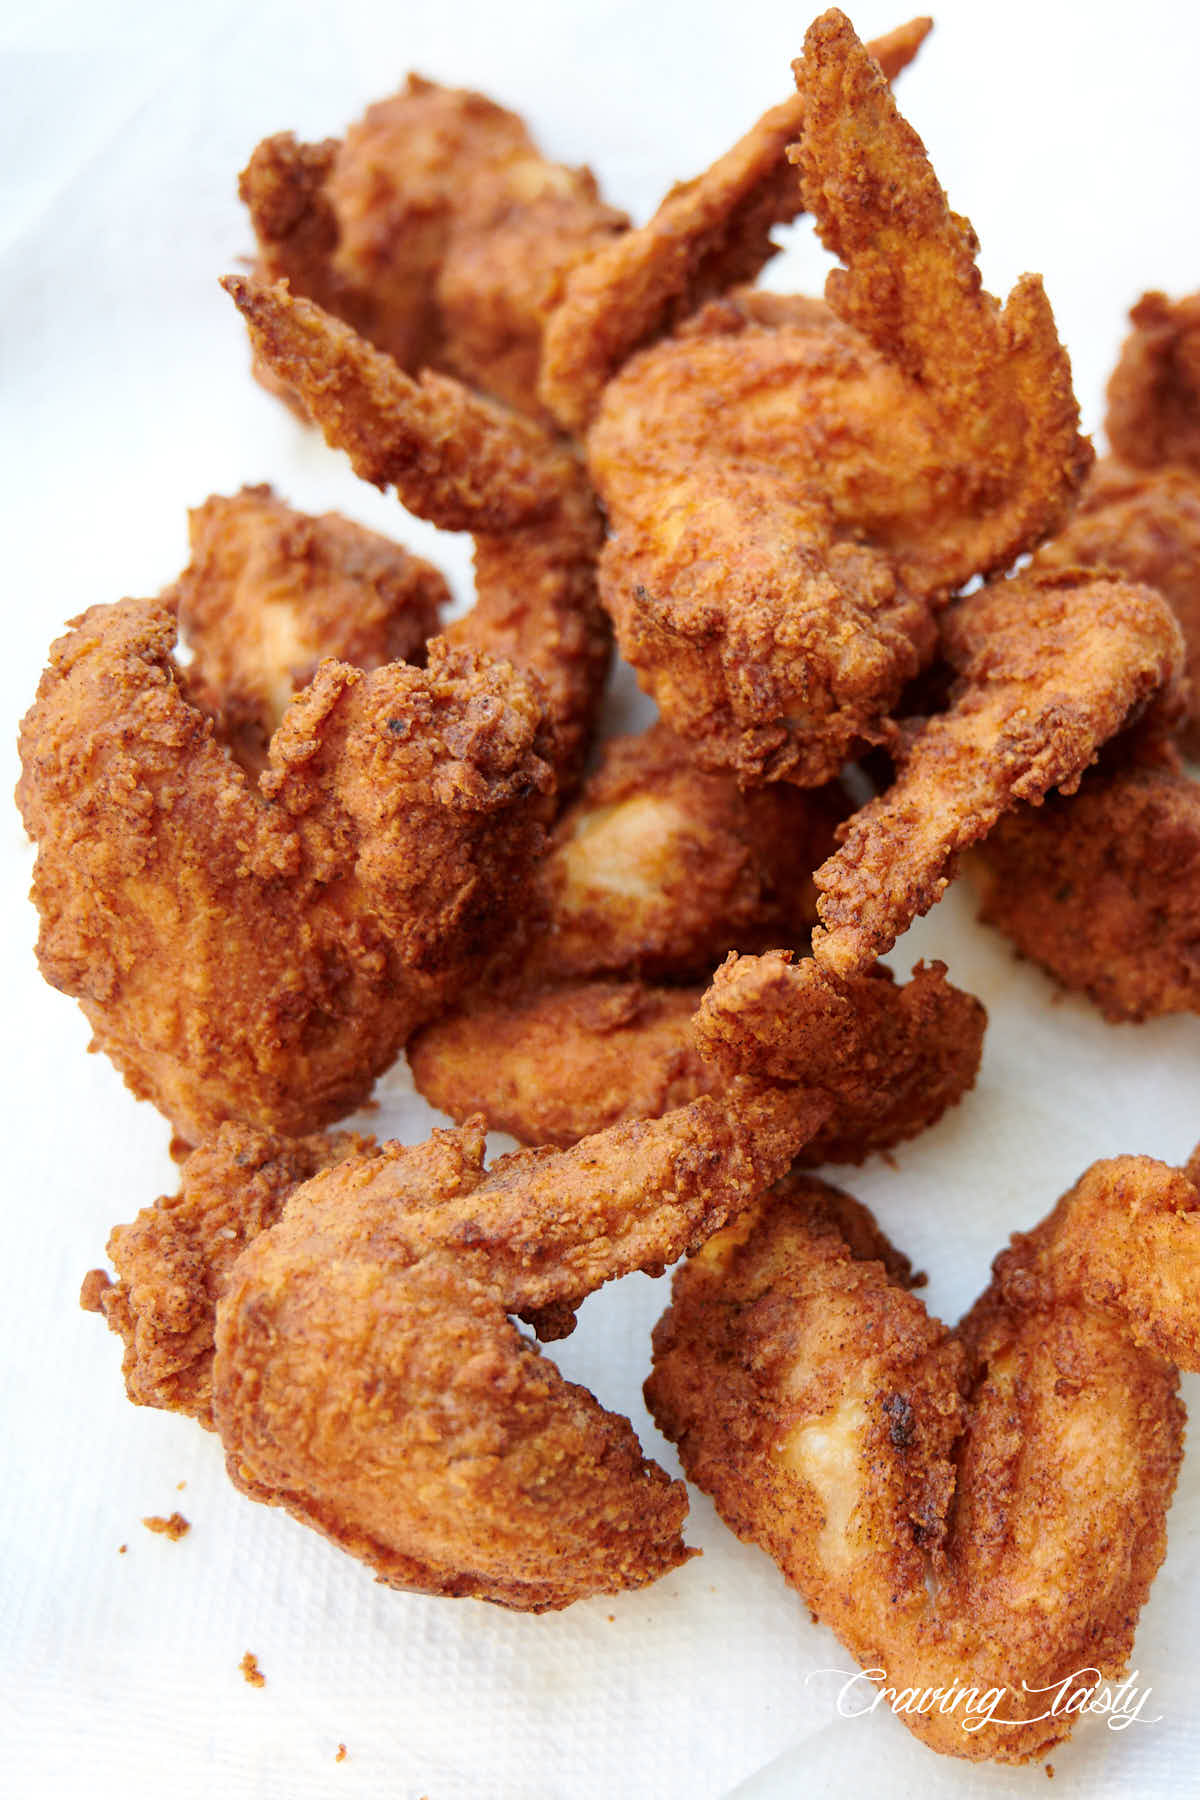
606, 1614, 615, 1623
335, 1744, 348, 1763
118, 1544, 127, 1555
142, 1511, 190, 1541
176, 1480, 187, 1491
79, 1268, 111, 1312
1046, 1765, 1055, 1779
241, 1651, 266, 1688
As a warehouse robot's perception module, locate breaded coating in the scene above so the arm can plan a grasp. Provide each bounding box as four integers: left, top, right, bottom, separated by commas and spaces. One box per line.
88, 1049, 833, 1609
409, 980, 713, 1148
1106, 289, 1200, 473
648, 1154, 1200, 1761
241, 77, 627, 419
170, 484, 448, 773
971, 757, 1200, 1020
16, 600, 553, 1141
586, 14, 1089, 785
224, 275, 610, 788
696, 951, 986, 1163
81, 1123, 372, 1425
1033, 459, 1200, 756
812, 567, 1184, 976
538, 16, 931, 432
410, 953, 984, 1165
523, 722, 851, 983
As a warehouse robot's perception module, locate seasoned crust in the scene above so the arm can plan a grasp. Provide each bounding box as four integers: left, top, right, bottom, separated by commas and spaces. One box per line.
17, 598, 553, 1140
971, 757, 1200, 1021
169, 484, 448, 773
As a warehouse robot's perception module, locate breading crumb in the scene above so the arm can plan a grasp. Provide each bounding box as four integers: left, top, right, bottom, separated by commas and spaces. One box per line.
142, 1511, 190, 1541
335, 1744, 348, 1763
241, 1651, 266, 1688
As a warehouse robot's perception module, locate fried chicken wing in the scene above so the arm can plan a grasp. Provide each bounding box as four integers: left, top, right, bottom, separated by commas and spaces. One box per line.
17, 601, 553, 1141
410, 953, 985, 1164
223, 274, 610, 788
811, 568, 1184, 976
241, 77, 627, 420
170, 483, 448, 773
585, 13, 1089, 785
1106, 289, 1200, 473
1032, 459, 1200, 756
970, 754, 1200, 1020
538, 15, 931, 433
85, 989, 837, 1610
648, 1154, 1200, 1761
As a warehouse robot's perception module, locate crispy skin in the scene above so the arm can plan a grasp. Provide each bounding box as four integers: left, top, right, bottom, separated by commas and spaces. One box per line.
1106, 290, 1200, 473
16, 601, 553, 1141
696, 951, 985, 1163
89, 1045, 833, 1610
410, 980, 713, 1148
170, 484, 448, 773
80, 1123, 372, 1426
223, 276, 610, 788
812, 568, 1185, 976
1034, 459, 1200, 756
410, 953, 984, 1164
971, 757, 1200, 1020
648, 1155, 1200, 1761
241, 77, 627, 420
538, 16, 932, 432
522, 722, 851, 983
586, 15, 1089, 785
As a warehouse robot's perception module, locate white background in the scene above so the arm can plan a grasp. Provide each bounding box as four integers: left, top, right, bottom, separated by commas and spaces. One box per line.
2, 2, 1199, 1796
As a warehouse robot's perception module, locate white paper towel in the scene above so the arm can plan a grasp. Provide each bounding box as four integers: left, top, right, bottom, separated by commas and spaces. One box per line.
3, 3, 1199, 1796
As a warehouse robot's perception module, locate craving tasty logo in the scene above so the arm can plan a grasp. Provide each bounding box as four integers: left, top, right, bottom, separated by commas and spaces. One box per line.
807, 1667, 1161, 1735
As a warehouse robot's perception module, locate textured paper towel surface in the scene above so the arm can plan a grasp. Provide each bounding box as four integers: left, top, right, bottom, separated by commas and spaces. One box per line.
3, 3, 1199, 1796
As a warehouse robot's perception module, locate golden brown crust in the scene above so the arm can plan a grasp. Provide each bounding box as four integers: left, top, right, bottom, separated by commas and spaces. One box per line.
410, 953, 984, 1165
522, 722, 850, 982
222, 276, 611, 789
971, 759, 1200, 1020
81, 1123, 372, 1426
409, 980, 714, 1148
241, 77, 627, 421
1033, 458, 1200, 756
538, 16, 932, 432
648, 1155, 1196, 1761
169, 484, 448, 772
16, 599, 553, 1140
88, 1006, 840, 1611
812, 568, 1185, 975
695, 952, 986, 1163
585, 14, 1088, 787
1105, 289, 1200, 473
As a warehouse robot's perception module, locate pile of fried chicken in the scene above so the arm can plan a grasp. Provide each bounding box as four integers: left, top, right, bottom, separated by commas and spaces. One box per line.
17, 10, 1200, 1768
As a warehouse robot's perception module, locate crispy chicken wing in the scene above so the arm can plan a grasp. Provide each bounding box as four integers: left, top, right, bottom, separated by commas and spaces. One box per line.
585, 13, 1089, 785
84, 972, 839, 1609
17, 601, 553, 1141
241, 77, 627, 420
411, 953, 984, 1163
648, 1154, 1200, 1760
223, 274, 610, 788
811, 568, 1184, 976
